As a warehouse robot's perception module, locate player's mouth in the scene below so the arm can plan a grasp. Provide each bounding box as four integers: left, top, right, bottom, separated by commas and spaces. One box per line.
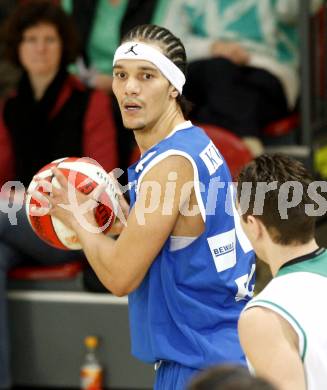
123, 102, 142, 112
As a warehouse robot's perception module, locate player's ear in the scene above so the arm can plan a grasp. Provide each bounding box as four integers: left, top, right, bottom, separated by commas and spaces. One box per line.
169, 86, 179, 99
247, 215, 261, 240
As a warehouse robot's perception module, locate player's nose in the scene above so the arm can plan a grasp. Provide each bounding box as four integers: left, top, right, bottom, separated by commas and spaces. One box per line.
124, 77, 141, 96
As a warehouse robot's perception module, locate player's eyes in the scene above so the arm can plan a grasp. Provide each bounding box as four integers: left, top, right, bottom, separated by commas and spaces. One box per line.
142, 73, 153, 80
114, 72, 126, 79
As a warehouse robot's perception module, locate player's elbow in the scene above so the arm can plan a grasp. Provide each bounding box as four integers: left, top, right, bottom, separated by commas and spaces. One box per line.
111, 284, 134, 297
100, 257, 145, 296
93, 270, 128, 297
105, 279, 128, 297
110, 286, 127, 297
107, 278, 134, 297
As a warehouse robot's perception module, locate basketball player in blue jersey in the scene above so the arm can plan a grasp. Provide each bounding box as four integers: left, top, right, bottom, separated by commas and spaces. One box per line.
37, 25, 255, 390
237, 154, 327, 390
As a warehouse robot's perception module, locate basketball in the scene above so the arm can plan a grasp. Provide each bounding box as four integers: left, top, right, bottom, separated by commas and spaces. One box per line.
25, 157, 119, 250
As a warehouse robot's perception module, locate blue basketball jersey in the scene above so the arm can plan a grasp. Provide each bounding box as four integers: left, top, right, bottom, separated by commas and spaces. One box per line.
127, 121, 255, 369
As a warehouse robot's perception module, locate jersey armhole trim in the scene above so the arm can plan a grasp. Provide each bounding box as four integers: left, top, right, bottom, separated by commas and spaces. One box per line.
245, 299, 307, 361
136, 149, 206, 222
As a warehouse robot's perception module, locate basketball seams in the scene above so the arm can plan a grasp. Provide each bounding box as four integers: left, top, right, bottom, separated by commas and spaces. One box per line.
25, 157, 118, 250
57, 161, 108, 185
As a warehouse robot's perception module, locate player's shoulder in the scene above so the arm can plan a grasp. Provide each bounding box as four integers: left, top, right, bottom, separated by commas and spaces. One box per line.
239, 293, 299, 336
238, 305, 284, 349
240, 279, 281, 323
239, 303, 299, 359
141, 153, 194, 182
239, 305, 276, 328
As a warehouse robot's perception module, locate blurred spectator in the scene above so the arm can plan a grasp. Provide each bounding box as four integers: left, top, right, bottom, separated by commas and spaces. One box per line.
61, 0, 171, 92
0, 0, 118, 187
164, 0, 323, 140
0, 1, 117, 387
188, 365, 277, 390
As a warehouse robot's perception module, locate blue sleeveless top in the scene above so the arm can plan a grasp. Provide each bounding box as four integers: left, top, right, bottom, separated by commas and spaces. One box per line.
127, 122, 255, 368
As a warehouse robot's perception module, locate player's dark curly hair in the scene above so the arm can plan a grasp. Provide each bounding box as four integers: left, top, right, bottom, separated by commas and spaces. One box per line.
122, 24, 193, 118
4, 0, 79, 68
237, 153, 317, 245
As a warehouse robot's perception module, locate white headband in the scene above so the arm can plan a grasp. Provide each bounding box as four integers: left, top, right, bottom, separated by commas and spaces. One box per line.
113, 41, 186, 94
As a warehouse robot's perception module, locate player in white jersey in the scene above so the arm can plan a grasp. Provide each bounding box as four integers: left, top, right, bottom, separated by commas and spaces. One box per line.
236, 153, 327, 390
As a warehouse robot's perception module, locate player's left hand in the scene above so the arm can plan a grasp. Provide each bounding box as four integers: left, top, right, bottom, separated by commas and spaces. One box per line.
30, 168, 100, 232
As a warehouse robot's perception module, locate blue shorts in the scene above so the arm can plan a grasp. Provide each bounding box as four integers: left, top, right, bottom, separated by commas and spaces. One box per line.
154, 361, 200, 390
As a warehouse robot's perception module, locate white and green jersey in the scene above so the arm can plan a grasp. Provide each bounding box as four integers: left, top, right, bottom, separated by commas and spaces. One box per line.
244, 248, 327, 390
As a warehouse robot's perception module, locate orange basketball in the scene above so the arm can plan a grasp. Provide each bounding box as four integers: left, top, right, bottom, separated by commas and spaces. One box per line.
25, 157, 119, 250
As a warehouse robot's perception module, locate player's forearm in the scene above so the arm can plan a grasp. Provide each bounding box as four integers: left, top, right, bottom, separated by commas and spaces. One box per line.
72, 221, 125, 295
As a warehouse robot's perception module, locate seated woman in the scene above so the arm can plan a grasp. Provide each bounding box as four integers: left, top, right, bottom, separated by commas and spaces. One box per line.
0, 1, 118, 388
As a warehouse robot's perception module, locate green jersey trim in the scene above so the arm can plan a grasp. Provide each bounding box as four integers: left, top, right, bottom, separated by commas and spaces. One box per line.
277, 249, 327, 278
246, 299, 307, 361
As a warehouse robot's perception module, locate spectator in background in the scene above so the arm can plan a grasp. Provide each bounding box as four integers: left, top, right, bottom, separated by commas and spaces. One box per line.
188, 365, 277, 390
0, 0, 118, 188
164, 0, 323, 149
61, 0, 172, 92
0, 1, 117, 388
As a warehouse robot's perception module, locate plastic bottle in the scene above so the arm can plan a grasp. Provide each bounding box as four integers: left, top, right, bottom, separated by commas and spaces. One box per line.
80, 336, 104, 390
